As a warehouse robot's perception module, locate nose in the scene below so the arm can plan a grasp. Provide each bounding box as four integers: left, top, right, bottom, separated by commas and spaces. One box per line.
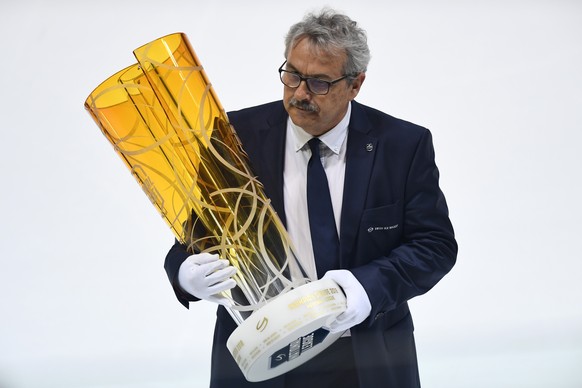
293, 79, 312, 100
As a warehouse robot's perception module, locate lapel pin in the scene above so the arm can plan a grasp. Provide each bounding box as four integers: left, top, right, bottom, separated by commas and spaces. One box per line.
366, 143, 373, 152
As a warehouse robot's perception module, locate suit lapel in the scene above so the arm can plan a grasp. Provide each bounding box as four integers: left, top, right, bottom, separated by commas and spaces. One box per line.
340, 102, 377, 267
257, 105, 288, 226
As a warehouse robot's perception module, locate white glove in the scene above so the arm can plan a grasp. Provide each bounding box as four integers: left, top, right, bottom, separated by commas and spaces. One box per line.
178, 253, 237, 306
322, 269, 372, 333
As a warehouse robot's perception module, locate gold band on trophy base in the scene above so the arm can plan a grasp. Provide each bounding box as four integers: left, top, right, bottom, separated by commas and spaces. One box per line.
84, 32, 346, 381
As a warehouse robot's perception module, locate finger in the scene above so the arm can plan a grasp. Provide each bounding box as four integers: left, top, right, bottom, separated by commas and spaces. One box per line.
207, 278, 237, 295
206, 266, 237, 285
199, 259, 230, 276
189, 253, 220, 265
327, 319, 348, 333
333, 312, 352, 325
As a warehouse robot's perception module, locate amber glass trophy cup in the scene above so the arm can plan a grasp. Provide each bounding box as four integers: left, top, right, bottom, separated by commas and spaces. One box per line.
84, 33, 346, 382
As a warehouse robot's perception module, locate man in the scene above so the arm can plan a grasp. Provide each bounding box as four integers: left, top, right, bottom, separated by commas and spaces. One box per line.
165, 8, 457, 388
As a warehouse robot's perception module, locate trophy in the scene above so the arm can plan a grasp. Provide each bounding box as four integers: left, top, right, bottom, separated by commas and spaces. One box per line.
84, 33, 346, 382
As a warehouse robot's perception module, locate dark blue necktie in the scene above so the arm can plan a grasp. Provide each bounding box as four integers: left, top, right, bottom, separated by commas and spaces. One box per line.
307, 138, 340, 278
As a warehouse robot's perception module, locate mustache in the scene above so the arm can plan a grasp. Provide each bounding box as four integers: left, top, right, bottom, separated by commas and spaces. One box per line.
289, 98, 319, 113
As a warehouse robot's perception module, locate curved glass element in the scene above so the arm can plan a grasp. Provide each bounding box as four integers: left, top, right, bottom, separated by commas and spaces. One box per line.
84, 33, 309, 324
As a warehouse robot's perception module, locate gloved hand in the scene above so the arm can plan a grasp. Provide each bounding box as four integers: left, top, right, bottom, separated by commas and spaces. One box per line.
322, 269, 372, 333
178, 253, 237, 306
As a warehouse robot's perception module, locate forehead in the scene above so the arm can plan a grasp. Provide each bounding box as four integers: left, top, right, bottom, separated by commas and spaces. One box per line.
286, 38, 346, 76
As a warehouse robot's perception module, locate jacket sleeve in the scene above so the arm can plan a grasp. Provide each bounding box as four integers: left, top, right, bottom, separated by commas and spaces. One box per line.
350, 129, 458, 325
164, 239, 200, 308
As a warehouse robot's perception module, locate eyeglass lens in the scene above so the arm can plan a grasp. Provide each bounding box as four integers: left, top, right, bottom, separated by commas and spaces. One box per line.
280, 71, 330, 94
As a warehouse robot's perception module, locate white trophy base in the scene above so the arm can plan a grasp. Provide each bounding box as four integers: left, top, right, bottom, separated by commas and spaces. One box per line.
226, 278, 347, 382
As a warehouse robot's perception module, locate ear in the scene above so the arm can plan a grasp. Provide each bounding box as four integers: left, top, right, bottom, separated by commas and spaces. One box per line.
349, 72, 366, 100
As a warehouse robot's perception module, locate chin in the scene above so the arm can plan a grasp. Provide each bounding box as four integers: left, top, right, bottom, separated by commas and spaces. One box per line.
291, 117, 314, 131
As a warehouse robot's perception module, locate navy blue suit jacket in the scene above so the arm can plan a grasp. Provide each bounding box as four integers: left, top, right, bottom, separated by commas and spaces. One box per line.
164, 100, 457, 387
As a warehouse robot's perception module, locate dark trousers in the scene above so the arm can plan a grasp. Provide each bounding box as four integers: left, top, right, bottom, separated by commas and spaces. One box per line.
284, 337, 358, 388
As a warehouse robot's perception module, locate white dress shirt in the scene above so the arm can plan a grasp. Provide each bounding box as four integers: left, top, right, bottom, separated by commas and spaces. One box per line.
283, 103, 351, 280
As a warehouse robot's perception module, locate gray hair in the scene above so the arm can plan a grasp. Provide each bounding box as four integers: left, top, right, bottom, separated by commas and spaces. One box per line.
284, 8, 371, 75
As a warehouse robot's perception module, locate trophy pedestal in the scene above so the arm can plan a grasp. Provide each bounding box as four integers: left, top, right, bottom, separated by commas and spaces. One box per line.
226, 278, 347, 382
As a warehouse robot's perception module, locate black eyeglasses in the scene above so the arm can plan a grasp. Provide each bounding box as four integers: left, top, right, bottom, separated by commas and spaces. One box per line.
278, 61, 353, 95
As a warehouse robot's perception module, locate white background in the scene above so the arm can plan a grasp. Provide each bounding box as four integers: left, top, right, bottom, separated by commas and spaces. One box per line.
1, 1, 581, 387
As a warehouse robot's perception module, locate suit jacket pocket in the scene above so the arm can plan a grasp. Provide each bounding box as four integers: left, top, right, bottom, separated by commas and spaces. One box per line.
359, 202, 403, 257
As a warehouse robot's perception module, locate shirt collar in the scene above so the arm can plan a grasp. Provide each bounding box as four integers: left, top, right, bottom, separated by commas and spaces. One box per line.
289, 102, 351, 155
